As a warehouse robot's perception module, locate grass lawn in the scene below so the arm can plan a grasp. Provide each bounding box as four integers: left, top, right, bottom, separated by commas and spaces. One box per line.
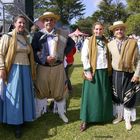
0, 53, 140, 140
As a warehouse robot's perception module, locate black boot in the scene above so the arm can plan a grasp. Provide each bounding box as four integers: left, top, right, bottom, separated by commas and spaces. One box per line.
14, 125, 22, 138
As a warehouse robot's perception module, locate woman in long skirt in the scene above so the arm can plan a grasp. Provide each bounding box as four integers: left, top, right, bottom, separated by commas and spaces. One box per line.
80, 22, 113, 132
0, 15, 36, 138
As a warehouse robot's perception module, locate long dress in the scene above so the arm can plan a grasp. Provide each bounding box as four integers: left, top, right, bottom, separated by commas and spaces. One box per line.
0, 34, 35, 125
80, 38, 113, 123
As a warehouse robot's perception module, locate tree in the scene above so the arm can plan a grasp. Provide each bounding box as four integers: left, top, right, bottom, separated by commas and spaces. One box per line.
34, 0, 85, 25
125, 14, 140, 36
92, 0, 128, 24
124, 0, 140, 36
126, 0, 140, 14
75, 17, 93, 35
90, 0, 128, 36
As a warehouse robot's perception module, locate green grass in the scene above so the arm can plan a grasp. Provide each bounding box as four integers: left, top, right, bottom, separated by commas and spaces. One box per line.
0, 53, 140, 140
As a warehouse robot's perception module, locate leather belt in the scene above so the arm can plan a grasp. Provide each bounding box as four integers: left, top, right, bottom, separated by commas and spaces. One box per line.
44, 60, 62, 67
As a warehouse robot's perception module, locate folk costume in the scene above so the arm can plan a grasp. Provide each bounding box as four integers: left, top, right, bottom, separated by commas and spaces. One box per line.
108, 38, 140, 123
0, 29, 36, 125
80, 35, 113, 123
108, 21, 140, 130
31, 12, 74, 123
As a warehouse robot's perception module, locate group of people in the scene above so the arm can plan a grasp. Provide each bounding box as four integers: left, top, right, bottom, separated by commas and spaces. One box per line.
0, 12, 75, 138
80, 21, 140, 132
0, 10, 139, 139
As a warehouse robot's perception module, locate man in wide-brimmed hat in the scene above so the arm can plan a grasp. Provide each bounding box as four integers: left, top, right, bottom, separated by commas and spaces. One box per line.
31, 11, 75, 123
108, 21, 140, 131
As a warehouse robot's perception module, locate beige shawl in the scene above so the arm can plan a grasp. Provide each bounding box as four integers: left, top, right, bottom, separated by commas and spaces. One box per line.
118, 39, 138, 72
5, 29, 36, 80
88, 35, 112, 74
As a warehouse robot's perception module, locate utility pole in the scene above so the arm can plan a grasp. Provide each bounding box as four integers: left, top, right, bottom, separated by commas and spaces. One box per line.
25, 0, 34, 30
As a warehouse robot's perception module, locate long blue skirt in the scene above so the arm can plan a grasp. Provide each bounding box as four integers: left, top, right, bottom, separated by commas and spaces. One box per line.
3, 64, 35, 125
0, 98, 3, 122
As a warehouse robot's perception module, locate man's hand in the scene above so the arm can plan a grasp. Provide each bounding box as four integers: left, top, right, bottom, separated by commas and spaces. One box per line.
131, 76, 139, 83
46, 56, 56, 64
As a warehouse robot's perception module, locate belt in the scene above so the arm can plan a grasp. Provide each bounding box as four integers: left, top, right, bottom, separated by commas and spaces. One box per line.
44, 60, 62, 67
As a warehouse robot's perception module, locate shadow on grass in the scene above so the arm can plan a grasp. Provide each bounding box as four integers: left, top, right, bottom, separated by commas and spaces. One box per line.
73, 64, 83, 68
0, 107, 80, 140
71, 83, 82, 99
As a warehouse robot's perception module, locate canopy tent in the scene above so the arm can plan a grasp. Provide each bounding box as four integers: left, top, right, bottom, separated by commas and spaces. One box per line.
69, 28, 88, 37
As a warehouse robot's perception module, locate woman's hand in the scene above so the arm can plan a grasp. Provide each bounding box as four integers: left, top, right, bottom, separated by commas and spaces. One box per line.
0, 69, 6, 80
84, 71, 93, 81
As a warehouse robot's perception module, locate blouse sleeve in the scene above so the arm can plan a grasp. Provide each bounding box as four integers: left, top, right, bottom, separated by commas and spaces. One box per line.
81, 38, 91, 70
134, 45, 140, 77
0, 34, 10, 70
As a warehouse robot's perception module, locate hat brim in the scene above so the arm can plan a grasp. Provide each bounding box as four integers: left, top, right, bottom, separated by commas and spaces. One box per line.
38, 14, 60, 21
109, 24, 126, 31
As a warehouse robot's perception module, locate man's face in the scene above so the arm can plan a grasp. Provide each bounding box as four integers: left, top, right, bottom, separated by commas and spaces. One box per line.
113, 27, 125, 39
93, 24, 104, 37
43, 17, 56, 32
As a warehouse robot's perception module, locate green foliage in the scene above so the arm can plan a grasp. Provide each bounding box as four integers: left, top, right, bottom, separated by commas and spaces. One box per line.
76, 17, 93, 35
75, 0, 128, 37
92, 0, 128, 24
126, 14, 140, 36
126, 0, 140, 14
33, 0, 85, 24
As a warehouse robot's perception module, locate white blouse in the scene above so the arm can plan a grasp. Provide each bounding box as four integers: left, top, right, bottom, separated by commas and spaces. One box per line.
81, 38, 108, 70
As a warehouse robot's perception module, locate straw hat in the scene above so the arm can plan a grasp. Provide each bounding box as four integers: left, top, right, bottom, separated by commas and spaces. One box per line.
109, 21, 126, 31
38, 12, 60, 21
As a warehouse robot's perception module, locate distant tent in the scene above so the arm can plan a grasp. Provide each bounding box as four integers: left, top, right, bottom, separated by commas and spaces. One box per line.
69, 28, 88, 37
34, 18, 44, 29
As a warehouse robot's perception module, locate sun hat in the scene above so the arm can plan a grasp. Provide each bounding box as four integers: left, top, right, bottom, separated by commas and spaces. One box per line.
109, 21, 126, 31
38, 12, 60, 21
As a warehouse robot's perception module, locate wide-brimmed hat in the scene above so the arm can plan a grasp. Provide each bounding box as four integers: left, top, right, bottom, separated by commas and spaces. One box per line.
109, 21, 126, 31
38, 12, 60, 21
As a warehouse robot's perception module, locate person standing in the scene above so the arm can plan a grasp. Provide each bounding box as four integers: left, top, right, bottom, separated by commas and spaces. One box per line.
31, 12, 74, 123
0, 15, 36, 138
108, 21, 140, 130
80, 22, 113, 132
65, 37, 76, 93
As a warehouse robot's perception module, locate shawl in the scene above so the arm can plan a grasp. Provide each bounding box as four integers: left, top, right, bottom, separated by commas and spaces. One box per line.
118, 39, 137, 72
88, 35, 112, 74
5, 29, 36, 80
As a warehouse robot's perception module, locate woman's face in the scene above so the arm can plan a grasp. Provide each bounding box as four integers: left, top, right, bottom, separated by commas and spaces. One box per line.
14, 17, 26, 33
113, 27, 125, 39
93, 24, 104, 36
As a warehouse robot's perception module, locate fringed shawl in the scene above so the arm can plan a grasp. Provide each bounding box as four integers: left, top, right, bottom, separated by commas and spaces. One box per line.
5, 29, 36, 80
88, 35, 112, 74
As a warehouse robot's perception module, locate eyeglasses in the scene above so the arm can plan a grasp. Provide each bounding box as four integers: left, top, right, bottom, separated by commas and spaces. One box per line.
44, 18, 55, 22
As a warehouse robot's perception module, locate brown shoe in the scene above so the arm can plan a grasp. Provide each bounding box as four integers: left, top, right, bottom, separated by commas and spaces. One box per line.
80, 122, 87, 132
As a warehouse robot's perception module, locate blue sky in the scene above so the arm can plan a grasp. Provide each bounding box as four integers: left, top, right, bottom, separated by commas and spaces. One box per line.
82, 0, 102, 17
